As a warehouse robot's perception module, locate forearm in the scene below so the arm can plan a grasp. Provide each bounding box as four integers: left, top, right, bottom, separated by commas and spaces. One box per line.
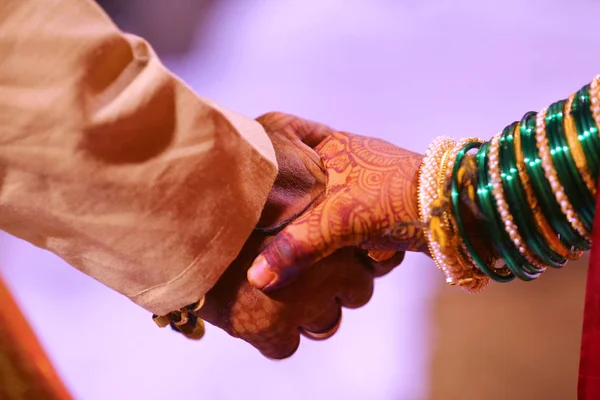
0, 0, 278, 315
418, 75, 600, 290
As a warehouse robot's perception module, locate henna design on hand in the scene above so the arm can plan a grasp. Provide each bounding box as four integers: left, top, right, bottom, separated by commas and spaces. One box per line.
248, 131, 426, 291
193, 113, 402, 359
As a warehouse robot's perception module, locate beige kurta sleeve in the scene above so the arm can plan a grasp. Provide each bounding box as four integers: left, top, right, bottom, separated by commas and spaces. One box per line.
0, 0, 278, 315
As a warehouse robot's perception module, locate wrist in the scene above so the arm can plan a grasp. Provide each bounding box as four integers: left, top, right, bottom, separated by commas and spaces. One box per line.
411, 161, 431, 256
406, 152, 433, 255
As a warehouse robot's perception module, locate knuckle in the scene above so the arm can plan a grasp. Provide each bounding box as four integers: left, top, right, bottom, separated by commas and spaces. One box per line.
255, 112, 294, 131
338, 279, 374, 309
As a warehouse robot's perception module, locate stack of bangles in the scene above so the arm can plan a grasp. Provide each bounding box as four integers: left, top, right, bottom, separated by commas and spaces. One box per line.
418, 74, 600, 291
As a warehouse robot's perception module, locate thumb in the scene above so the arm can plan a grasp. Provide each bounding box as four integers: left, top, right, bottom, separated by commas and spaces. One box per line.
248, 197, 353, 291
256, 112, 334, 147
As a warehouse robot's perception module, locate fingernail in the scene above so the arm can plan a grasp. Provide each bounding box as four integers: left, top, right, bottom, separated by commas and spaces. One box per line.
248, 256, 277, 290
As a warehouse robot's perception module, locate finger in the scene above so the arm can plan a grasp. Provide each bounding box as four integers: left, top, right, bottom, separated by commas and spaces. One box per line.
333, 252, 375, 309
248, 329, 301, 360
248, 194, 356, 292
300, 301, 342, 339
367, 250, 396, 263
256, 112, 334, 147
368, 251, 406, 278
300, 322, 341, 341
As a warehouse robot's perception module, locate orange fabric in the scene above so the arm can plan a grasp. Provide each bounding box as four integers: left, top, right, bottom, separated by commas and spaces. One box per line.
0, 275, 72, 399
0, 0, 277, 315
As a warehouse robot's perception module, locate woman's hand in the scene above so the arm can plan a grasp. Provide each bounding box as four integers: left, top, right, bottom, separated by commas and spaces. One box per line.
248, 131, 426, 291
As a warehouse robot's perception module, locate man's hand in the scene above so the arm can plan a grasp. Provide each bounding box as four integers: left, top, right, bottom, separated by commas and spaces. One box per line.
248, 131, 425, 291
193, 113, 404, 359
196, 237, 390, 359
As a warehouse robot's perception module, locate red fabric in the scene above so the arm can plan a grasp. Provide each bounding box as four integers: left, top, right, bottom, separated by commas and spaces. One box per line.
578, 186, 600, 399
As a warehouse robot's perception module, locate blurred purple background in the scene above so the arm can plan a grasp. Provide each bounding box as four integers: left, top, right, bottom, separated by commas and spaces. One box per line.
1, 0, 599, 399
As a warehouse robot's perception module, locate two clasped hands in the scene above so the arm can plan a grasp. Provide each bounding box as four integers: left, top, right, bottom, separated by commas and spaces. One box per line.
195, 112, 430, 359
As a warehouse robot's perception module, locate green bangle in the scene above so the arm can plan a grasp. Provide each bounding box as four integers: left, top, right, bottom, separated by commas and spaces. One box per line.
498, 122, 566, 267
545, 100, 595, 231
572, 85, 600, 182
493, 125, 546, 276
519, 112, 589, 250
451, 141, 514, 282
477, 141, 540, 281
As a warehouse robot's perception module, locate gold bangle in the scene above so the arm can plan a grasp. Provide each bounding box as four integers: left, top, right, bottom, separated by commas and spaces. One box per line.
564, 93, 597, 197
513, 124, 582, 261
418, 136, 456, 277
535, 108, 591, 241
444, 137, 499, 279
590, 75, 600, 130
418, 136, 488, 292
488, 134, 546, 271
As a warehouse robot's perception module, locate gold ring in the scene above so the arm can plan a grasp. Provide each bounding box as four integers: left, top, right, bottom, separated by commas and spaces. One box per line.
300, 309, 342, 341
